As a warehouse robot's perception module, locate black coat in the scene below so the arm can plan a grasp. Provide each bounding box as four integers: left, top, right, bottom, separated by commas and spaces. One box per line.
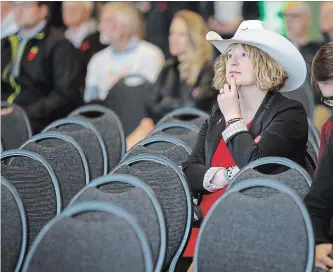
305, 133, 333, 244
79, 32, 107, 68
182, 91, 309, 193
145, 59, 216, 123
1, 25, 85, 133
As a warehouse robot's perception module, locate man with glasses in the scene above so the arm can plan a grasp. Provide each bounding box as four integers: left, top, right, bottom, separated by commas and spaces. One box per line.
1, 1, 84, 133
311, 43, 333, 164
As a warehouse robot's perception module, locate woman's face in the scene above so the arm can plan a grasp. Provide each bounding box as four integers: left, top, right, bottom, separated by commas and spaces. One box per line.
225, 44, 254, 87
318, 78, 333, 106
169, 17, 189, 57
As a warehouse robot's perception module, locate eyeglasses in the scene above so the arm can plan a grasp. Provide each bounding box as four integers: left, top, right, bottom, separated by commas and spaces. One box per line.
321, 95, 333, 107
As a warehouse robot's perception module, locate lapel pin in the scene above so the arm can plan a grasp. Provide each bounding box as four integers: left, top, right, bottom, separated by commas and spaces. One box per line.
217, 118, 222, 124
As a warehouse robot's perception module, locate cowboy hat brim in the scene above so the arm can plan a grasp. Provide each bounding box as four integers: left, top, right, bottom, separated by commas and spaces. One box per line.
206, 29, 307, 93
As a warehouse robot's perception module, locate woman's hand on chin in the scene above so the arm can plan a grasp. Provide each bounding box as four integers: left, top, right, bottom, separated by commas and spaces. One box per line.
217, 76, 241, 121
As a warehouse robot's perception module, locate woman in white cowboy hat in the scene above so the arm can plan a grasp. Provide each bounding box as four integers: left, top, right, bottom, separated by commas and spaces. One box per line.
178, 20, 309, 271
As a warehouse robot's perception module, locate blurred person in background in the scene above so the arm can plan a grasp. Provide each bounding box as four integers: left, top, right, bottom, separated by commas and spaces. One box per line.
282, 2, 323, 72
1, 1, 18, 38
1, 1, 85, 133
320, 1, 333, 43
84, 2, 165, 103
311, 43, 333, 164
126, 10, 215, 150
146, 10, 215, 120
63, 1, 106, 66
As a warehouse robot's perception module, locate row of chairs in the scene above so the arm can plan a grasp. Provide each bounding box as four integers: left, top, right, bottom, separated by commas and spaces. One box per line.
1, 102, 324, 271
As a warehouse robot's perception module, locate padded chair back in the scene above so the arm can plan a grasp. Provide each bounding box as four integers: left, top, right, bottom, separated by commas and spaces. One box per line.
1, 150, 61, 247
230, 157, 312, 199
69, 174, 166, 272
43, 117, 108, 177
195, 179, 315, 272
111, 154, 192, 271
156, 107, 209, 129
20, 132, 90, 206
22, 201, 153, 272
102, 74, 154, 136
1, 177, 27, 272
124, 135, 191, 166
70, 105, 126, 170
1, 102, 32, 151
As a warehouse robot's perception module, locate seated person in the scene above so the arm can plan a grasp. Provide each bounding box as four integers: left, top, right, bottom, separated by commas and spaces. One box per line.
84, 2, 165, 103
1, 1, 19, 38
126, 10, 216, 149
179, 20, 309, 271
1, 1, 84, 133
305, 133, 333, 271
62, 1, 106, 66
311, 42, 333, 164
145, 10, 216, 123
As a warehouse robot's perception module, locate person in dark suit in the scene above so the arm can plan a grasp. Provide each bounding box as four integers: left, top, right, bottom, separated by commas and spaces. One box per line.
178, 20, 309, 271
62, 1, 106, 66
305, 132, 333, 271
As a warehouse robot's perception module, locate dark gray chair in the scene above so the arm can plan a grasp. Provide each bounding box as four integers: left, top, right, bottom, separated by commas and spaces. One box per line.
282, 80, 315, 121
230, 157, 312, 199
124, 135, 191, 167
68, 174, 166, 272
1, 150, 61, 247
19, 131, 90, 207
43, 117, 108, 178
1, 177, 27, 272
308, 118, 320, 149
151, 121, 200, 151
70, 105, 126, 171
22, 201, 153, 272
1, 102, 32, 151
102, 74, 154, 136
195, 179, 315, 272
111, 154, 192, 271
156, 107, 209, 129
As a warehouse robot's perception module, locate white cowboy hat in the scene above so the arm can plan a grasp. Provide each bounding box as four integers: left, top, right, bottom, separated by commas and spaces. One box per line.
206, 20, 306, 92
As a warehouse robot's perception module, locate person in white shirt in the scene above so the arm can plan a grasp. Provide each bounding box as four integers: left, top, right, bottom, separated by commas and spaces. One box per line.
1, 1, 19, 38
84, 2, 165, 103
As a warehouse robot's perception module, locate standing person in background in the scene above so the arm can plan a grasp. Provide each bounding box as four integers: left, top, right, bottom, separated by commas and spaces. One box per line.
1, 1, 84, 133
320, 1, 333, 43
84, 2, 165, 103
1, 1, 19, 38
63, 1, 106, 66
282, 2, 323, 72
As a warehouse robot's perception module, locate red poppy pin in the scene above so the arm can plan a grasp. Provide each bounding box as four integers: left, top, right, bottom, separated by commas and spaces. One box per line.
158, 2, 167, 11
27, 46, 39, 61
81, 41, 90, 52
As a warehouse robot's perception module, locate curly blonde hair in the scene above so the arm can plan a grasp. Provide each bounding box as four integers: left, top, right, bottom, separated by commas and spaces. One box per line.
173, 10, 213, 85
213, 43, 288, 91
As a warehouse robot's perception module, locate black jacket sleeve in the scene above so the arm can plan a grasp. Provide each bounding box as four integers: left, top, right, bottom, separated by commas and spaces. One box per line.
305, 134, 333, 244
23, 39, 84, 121
227, 102, 308, 168
182, 115, 213, 194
